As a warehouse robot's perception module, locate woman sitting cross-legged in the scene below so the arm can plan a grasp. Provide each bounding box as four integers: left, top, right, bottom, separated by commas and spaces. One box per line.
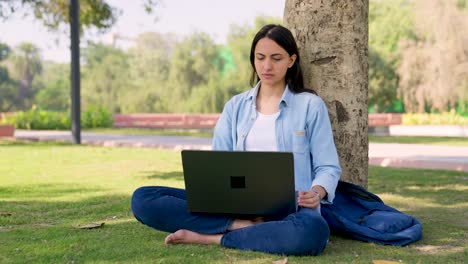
131, 24, 342, 256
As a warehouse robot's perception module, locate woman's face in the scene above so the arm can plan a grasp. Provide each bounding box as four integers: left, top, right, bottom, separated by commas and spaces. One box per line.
254, 37, 296, 88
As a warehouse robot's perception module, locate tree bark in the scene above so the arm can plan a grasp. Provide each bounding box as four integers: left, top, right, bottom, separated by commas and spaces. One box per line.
284, 0, 369, 187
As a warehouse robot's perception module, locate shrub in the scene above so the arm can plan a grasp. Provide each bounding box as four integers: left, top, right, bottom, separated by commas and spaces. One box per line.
3, 106, 70, 130
3, 106, 113, 130
81, 106, 113, 129
403, 111, 468, 125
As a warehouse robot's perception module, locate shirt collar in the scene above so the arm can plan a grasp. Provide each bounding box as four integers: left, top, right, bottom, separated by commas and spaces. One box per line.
246, 81, 293, 108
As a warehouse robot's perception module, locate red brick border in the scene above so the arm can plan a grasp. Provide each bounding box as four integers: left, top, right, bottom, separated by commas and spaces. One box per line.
368, 113, 402, 127
0, 125, 15, 137
113, 113, 402, 129
113, 114, 221, 129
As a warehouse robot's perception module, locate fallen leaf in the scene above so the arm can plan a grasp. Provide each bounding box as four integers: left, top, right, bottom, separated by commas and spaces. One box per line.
0, 212, 12, 217
373, 261, 400, 264
78, 222, 105, 229
272, 257, 288, 264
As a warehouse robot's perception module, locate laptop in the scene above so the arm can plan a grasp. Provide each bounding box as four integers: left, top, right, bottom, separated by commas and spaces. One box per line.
181, 150, 297, 218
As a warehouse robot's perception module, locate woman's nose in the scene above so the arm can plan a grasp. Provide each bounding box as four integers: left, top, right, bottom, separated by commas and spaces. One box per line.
264, 59, 273, 70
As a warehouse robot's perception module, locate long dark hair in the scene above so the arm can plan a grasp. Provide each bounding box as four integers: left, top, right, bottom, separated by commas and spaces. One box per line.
249, 24, 316, 94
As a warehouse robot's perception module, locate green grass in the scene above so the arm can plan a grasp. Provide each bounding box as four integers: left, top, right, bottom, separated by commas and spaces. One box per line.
369, 135, 468, 146
1, 139, 467, 263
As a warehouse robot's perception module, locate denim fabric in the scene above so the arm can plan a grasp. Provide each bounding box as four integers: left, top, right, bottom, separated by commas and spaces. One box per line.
131, 186, 233, 234
212, 82, 342, 203
321, 181, 423, 246
131, 186, 330, 256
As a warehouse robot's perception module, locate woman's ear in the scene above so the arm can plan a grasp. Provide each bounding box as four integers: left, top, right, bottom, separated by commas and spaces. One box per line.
289, 54, 297, 68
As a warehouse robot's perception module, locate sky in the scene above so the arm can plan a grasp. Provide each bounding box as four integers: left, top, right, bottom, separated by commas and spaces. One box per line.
0, 0, 285, 63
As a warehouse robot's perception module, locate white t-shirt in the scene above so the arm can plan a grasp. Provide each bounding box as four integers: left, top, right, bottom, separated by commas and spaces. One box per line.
245, 111, 280, 151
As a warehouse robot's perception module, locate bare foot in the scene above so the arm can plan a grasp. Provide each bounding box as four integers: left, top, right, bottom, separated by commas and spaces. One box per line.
164, 229, 222, 245
227, 217, 264, 231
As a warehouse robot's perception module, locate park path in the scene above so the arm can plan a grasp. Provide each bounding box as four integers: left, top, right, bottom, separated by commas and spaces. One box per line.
13, 130, 468, 172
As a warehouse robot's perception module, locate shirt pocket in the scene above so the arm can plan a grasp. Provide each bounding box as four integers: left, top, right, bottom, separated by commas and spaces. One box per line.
292, 130, 309, 154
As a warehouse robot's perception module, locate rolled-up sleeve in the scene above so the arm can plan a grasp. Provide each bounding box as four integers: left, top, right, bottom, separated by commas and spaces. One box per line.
307, 100, 342, 203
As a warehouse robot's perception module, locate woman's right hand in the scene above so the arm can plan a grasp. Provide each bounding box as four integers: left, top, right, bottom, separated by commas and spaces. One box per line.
298, 186, 326, 209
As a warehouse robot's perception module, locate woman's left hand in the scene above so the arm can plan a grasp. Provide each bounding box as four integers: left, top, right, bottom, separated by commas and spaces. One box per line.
298, 185, 327, 209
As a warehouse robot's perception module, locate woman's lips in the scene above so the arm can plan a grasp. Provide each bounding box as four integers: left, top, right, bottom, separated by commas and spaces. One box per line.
261, 74, 274, 79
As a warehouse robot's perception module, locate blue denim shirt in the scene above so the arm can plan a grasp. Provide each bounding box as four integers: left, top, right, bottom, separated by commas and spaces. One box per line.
212, 82, 342, 203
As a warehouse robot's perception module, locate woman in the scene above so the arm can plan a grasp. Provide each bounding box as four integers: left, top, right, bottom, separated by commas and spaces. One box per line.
131, 24, 341, 256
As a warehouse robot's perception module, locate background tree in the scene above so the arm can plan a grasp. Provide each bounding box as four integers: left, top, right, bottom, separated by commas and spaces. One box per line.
368, 0, 415, 112
0, 0, 158, 31
125, 32, 178, 113
284, 0, 369, 187
166, 32, 222, 112
0, 42, 17, 112
398, 0, 468, 113
185, 71, 228, 113
368, 48, 399, 112
35, 62, 70, 111
0, 0, 158, 120
81, 43, 130, 113
7, 43, 43, 110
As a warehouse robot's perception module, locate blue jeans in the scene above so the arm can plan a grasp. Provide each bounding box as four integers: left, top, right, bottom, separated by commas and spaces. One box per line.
131, 186, 330, 256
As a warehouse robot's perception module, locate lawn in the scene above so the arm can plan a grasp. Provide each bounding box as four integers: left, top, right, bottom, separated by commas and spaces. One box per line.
0, 139, 466, 263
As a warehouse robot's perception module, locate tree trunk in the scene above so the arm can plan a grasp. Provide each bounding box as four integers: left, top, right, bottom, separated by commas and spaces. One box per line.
284, 0, 369, 187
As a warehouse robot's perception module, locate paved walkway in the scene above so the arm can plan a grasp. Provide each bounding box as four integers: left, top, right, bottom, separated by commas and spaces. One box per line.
14, 130, 212, 150
13, 130, 468, 172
